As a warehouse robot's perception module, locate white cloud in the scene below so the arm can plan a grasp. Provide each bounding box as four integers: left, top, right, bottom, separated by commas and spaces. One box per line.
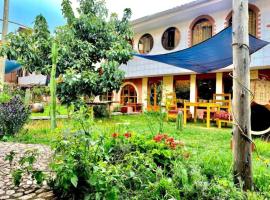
71, 0, 194, 20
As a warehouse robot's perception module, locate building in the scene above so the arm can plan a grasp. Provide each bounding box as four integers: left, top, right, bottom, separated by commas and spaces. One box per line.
111, 0, 270, 115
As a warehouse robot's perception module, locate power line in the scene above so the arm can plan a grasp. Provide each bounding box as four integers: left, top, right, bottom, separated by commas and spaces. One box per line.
0, 18, 30, 29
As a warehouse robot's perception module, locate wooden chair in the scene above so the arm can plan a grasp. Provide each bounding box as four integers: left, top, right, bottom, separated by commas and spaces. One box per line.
165, 93, 178, 121
213, 94, 233, 128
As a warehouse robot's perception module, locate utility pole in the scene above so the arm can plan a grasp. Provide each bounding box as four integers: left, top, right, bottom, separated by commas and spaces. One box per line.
0, 0, 10, 84
232, 0, 253, 191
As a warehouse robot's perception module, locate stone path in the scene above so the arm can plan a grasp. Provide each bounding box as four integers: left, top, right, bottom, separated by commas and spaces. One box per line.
0, 142, 55, 200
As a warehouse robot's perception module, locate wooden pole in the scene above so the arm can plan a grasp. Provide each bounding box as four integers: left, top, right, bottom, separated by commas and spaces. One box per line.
0, 0, 9, 84
232, 0, 253, 191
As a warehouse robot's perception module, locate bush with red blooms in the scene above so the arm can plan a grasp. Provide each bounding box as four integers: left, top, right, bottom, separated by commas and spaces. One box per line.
153, 134, 184, 149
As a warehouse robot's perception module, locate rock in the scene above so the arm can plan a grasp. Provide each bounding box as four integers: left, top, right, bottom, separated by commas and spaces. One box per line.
6, 190, 15, 195
26, 180, 33, 185
37, 191, 54, 198
24, 189, 35, 195
0, 196, 10, 200
19, 193, 36, 200
35, 188, 46, 194
12, 192, 23, 198
0, 189, 5, 195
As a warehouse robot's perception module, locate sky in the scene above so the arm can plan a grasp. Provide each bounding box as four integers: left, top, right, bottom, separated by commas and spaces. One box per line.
0, 0, 194, 34
72, 0, 194, 20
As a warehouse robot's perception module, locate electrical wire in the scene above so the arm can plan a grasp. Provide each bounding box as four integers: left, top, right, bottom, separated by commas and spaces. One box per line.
0, 18, 30, 29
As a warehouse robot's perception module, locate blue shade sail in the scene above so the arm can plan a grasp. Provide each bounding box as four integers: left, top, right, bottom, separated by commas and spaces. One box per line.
5, 60, 21, 74
135, 27, 269, 73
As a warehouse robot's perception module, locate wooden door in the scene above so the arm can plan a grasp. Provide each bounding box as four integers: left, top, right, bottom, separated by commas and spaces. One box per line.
147, 82, 162, 111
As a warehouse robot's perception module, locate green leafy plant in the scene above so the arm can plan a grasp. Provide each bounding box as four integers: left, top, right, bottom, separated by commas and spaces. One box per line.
5, 149, 46, 186
93, 105, 109, 118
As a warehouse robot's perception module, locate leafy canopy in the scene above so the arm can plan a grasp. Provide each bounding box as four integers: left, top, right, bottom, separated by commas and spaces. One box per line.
0, 0, 134, 105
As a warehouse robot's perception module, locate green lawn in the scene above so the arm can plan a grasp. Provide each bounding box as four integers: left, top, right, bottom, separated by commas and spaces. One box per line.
9, 114, 269, 161
4, 114, 270, 194
31, 104, 68, 117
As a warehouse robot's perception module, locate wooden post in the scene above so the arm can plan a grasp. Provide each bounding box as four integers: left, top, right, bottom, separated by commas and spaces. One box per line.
232, 0, 253, 191
0, 0, 9, 83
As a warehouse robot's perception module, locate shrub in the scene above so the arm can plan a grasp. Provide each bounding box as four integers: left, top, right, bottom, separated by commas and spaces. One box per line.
0, 96, 30, 136
93, 105, 109, 118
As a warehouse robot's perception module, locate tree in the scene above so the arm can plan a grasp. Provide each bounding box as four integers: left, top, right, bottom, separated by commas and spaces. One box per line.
56, 0, 133, 105
0, 15, 52, 75
0, 0, 133, 107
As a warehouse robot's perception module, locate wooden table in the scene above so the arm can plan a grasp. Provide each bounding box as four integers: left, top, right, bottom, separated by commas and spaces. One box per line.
184, 102, 220, 128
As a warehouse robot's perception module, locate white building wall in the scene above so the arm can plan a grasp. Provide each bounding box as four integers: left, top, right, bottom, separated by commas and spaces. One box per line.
123, 0, 270, 79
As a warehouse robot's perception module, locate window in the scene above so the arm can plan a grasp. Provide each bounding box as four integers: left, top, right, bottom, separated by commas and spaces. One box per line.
192, 19, 212, 46
162, 27, 180, 50
100, 92, 113, 101
227, 7, 258, 36
249, 9, 257, 36
197, 78, 216, 101
175, 80, 190, 101
120, 84, 137, 104
138, 34, 154, 54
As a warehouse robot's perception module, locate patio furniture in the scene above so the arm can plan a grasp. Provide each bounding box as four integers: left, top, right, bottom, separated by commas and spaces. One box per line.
125, 103, 143, 112
165, 93, 178, 121
213, 93, 232, 128
214, 110, 233, 128
184, 102, 220, 128
121, 106, 133, 113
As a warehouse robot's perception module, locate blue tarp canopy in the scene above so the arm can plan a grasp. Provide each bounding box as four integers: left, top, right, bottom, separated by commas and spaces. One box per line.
5, 60, 21, 74
135, 27, 269, 73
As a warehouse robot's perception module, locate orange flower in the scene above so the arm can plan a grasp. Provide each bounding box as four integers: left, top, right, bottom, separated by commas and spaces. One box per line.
112, 133, 119, 138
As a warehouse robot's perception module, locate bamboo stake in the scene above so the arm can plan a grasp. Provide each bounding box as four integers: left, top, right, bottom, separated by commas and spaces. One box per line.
50, 42, 58, 130
232, 0, 253, 191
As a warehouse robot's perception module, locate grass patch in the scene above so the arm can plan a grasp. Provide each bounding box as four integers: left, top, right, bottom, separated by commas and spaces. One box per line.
31, 104, 68, 117
4, 114, 270, 194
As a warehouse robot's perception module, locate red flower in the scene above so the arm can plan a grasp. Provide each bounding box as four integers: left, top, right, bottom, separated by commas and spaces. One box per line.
153, 134, 164, 142
165, 137, 174, 144
169, 142, 177, 149
163, 134, 168, 139
124, 132, 132, 138
112, 133, 119, 138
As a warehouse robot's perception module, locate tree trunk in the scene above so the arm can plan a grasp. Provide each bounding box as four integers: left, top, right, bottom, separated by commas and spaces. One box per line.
232, 0, 253, 191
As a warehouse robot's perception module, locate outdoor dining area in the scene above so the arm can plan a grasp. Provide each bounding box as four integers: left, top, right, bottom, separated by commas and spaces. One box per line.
166, 93, 232, 128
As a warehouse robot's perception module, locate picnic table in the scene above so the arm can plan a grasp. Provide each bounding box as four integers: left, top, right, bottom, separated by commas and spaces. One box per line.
184, 102, 220, 128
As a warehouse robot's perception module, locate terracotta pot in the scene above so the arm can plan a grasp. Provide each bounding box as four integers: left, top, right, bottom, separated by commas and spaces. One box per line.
31, 103, 44, 113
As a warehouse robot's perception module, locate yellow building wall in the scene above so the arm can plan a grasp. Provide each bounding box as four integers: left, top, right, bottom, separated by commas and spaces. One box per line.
162, 75, 174, 103
142, 77, 148, 110
216, 72, 223, 99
